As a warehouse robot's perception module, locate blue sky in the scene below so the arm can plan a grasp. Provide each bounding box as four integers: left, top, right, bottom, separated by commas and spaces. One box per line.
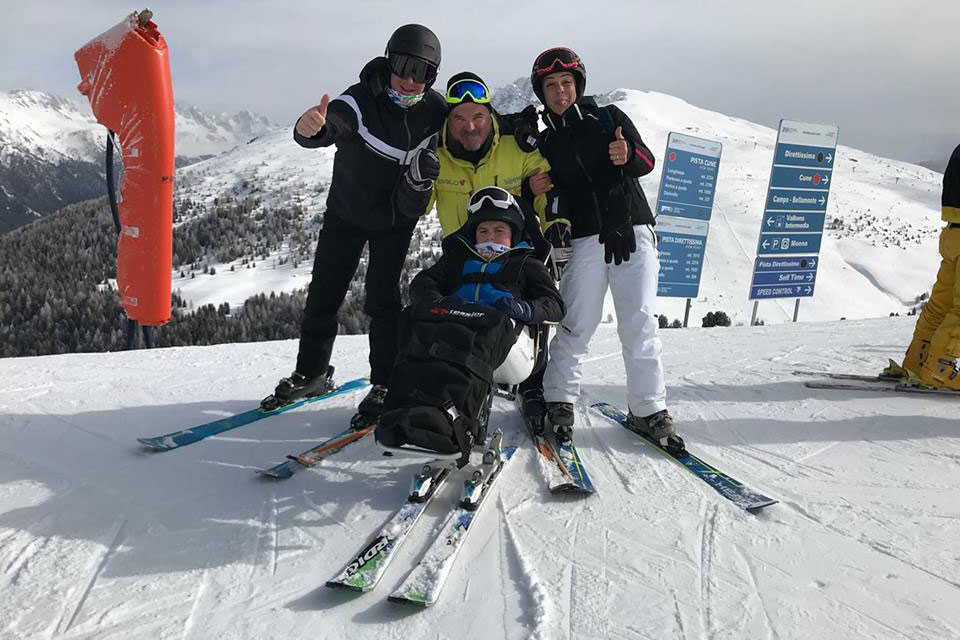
3, 1, 957, 166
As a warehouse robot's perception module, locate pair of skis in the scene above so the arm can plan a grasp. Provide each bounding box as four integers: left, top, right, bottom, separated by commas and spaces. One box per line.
510, 395, 775, 512
138, 377, 378, 478
794, 369, 960, 396
325, 431, 517, 607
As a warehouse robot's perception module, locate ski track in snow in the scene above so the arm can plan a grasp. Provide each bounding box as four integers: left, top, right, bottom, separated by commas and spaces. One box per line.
179, 569, 210, 640
53, 515, 126, 638
698, 502, 717, 639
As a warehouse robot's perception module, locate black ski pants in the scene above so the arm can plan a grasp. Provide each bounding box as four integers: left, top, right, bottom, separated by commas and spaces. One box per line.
296, 213, 416, 385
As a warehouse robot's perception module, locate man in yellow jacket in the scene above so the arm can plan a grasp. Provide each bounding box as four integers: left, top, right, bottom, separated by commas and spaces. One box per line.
888, 144, 960, 387
415, 71, 557, 429
429, 72, 553, 235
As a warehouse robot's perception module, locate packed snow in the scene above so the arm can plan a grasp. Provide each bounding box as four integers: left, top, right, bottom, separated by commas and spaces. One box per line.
2, 316, 958, 639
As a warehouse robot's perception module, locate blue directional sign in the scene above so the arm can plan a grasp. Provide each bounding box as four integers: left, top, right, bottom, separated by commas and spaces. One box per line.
773, 145, 835, 168
762, 212, 825, 233
657, 216, 709, 298
757, 232, 822, 254
750, 119, 838, 300
750, 255, 819, 300
766, 189, 830, 212
655, 133, 722, 298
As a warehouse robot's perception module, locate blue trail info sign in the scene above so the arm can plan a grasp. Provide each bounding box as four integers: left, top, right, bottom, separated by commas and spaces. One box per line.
750, 119, 838, 300
655, 132, 722, 298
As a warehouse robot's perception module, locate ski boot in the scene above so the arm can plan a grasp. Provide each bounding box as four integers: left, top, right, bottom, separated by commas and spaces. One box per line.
520, 387, 547, 435
626, 409, 686, 455
460, 430, 504, 510
546, 401, 574, 442
351, 384, 388, 428
260, 366, 335, 412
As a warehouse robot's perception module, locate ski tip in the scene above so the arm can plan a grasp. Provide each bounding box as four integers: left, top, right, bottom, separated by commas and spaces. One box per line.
744, 499, 779, 513
256, 465, 294, 480
137, 437, 173, 451
549, 483, 595, 495
387, 594, 432, 608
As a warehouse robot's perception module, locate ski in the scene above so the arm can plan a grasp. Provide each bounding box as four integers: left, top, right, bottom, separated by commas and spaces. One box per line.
804, 380, 960, 396
792, 370, 901, 383
325, 463, 453, 592
591, 402, 777, 512
511, 397, 593, 494
388, 437, 517, 607
551, 435, 595, 494
257, 418, 377, 480
138, 378, 370, 451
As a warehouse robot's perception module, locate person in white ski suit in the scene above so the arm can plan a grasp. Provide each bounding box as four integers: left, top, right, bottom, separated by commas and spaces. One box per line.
522, 46, 673, 440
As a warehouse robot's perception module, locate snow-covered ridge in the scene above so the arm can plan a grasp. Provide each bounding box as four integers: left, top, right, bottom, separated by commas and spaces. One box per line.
0, 88, 275, 163
171, 79, 945, 325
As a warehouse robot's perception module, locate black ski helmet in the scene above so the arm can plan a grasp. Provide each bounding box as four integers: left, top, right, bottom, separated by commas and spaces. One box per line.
385, 24, 441, 84
530, 47, 586, 104
465, 186, 525, 244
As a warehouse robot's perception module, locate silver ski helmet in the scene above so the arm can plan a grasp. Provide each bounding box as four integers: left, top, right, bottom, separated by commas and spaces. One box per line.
465, 186, 525, 244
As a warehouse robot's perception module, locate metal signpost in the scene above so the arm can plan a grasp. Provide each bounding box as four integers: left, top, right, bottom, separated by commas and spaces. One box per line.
655, 132, 722, 326
750, 119, 838, 323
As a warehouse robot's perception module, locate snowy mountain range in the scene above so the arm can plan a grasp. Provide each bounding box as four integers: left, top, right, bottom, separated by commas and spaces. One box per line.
171, 78, 945, 326
2, 316, 957, 638
0, 89, 275, 232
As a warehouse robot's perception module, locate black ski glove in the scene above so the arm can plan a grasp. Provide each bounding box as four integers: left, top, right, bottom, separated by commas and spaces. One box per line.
599, 220, 636, 265
512, 105, 540, 153
405, 139, 440, 191
496, 296, 535, 324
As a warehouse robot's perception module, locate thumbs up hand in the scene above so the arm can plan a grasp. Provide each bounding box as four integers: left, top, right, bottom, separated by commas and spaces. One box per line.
608, 126, 630, 166
295, 94, 330, 138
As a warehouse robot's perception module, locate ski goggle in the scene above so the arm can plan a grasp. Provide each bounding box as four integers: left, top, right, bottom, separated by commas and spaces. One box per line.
445, 78, 491, 105
467, 186, 517, 214
388, 53, 438, 84
532, 47, 582, 76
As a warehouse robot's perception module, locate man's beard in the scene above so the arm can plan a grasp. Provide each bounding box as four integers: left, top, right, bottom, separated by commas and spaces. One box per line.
460, 132, 484, 151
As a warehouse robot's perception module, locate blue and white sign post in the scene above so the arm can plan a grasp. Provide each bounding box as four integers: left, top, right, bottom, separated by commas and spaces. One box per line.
655, 132, 722, 326
750, 119, 838, 324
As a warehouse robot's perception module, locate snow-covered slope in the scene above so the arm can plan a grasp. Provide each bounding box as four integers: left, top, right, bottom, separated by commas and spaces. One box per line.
172, 82, 944, 325
1, 317, 957, 639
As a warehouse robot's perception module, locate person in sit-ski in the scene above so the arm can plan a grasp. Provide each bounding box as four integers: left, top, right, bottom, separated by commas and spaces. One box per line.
375, 186, 564, 458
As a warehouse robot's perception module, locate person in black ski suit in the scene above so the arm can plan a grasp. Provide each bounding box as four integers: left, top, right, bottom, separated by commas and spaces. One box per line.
375, 186, 565, 459
262, 25, 447, 424
516, 47, 673, 442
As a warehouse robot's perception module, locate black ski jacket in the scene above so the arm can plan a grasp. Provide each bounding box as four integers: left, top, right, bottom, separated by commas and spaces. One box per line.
294, 57, 446, 230
537, 97, 656, 238
409, 229, 565, 326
